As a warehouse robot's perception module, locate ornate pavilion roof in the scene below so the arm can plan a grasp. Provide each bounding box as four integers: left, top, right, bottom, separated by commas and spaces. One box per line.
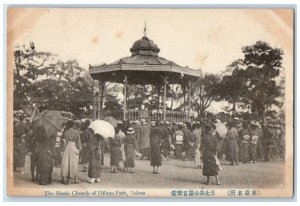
89, 34, 200, 85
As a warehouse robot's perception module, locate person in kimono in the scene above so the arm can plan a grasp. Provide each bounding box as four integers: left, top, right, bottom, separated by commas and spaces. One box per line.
88, 129, 104, 183
174, 124, 184, 159
239, 122, 251, 163
53, 132, 65, 167
200, 124, 221, 185
150, 121, 163, 174
249, 122, 259, 163
28, 131, 38, 182
124, 127, 137, 173
115, 123, 126, 171
161, 121, 171, 161
193, 123, 202, 168
109, 127, 122, 173
35, 127, 56, 185
13, 115, 30, 172
226, 121, 240, 165
138, 119, 151, 160
262, 124, 272, 161
61, 120, 82, 184
182, 123, 196, 161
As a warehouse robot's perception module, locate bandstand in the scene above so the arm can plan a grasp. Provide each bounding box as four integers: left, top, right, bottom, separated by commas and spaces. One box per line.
89, 28, 200, 122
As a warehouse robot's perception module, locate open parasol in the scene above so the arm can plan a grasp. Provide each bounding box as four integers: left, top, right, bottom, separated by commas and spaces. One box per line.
88, 120, 115, 139
33, 110, 66, 138
104, 116, 118, 128
215, 120, 228, 139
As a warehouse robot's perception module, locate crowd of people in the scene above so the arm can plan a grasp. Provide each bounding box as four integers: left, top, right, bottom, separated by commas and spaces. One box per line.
13, 111, 286, 186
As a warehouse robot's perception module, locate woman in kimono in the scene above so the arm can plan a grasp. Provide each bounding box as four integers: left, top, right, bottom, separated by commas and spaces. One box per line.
239, 122, 251, 163
150, 122, 162, 174
174, 124, 184, 159
193, 123, 202, 168
36, 127, 55, 185
88, 129, 104, 183
115, 123, 126, 171
249, 122, 259, 163
61, 120, 82, 184
138, 119, 151, 160
13, 115, 30, 172
109, 126, 122, 173
183, 123, 196, 161
53, 132, 64, 167
200, 124, 221, 185
226, 121, 240, 165
79, 120, 90, 172
124, 127, 137, 173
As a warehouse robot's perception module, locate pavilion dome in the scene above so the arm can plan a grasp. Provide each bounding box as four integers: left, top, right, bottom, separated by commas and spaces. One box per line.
130, 35, 160, 57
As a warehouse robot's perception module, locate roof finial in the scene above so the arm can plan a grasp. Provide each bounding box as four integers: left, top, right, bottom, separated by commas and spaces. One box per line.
144, 20, 147, 36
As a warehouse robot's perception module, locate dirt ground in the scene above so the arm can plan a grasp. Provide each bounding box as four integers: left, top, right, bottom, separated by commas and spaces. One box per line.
12, 153, 286, 190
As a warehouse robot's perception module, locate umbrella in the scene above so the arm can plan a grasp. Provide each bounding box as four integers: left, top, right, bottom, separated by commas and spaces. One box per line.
13, 117, 20, 123
103, 116, 118, 128
61, 111, 75, 119
88, 120, 115, 139
215, 121, 228, 138
33, 110, 66, 138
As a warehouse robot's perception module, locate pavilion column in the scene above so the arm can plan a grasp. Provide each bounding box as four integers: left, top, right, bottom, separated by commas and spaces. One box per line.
157, 85, 161, 111
163, 76, 168, 121
123, 75, 128, 120
187, 80, 192, 122
93, 79, 97, 119
97, 80, 102, 119
100, 82, 105, 111
183, 84, 186, 112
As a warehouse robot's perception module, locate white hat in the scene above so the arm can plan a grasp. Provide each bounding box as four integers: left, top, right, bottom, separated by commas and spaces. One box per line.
127, 127, 135, 134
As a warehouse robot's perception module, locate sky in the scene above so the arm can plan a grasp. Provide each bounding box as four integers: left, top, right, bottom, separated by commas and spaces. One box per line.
8, 8, 294, 113
10, 8, 293, 73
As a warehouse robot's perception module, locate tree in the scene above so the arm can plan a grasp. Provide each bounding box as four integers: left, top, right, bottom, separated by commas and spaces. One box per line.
213, 61, 249, 114
13, 43, 99, 117
190, 71, 220, 118
214, 41, 284, 123
241, 41, 283, 123
27, 60, 97, 117
13, 42, 54, 111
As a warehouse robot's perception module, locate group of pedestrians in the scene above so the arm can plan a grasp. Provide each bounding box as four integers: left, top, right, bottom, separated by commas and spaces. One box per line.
13, 112, 285, 186
225, 120, 285, 166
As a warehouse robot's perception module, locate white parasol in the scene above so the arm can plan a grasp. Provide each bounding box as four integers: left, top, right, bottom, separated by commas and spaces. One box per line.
88, 120, 115, 139
215, 121, 228, 138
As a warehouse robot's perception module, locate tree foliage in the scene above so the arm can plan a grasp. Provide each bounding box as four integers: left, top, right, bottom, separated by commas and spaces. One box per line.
190, 72, 220, 117
13, 43, 99, 117
214, 41, 284, 123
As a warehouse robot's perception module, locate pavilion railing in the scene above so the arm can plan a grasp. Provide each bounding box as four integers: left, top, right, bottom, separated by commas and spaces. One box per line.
100, 109, 189, 122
